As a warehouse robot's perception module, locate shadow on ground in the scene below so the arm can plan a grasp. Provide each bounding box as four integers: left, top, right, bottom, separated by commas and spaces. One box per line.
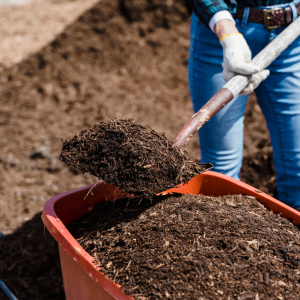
0, 213, 65, 300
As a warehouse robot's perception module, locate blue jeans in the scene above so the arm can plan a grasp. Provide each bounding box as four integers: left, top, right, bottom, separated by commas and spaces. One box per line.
188, 1, 300, 208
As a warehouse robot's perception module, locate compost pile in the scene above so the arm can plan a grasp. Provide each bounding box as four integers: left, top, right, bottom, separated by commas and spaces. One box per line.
0, 0, 276, 234
60, 118, 207, 197
0, 214, 64, 300
69, 194, 300, 300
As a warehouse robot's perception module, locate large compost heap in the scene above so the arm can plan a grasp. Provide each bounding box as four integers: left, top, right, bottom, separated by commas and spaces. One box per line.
60, 118, 207, 197
0, 0, 276, 299
69, 193, 300, 300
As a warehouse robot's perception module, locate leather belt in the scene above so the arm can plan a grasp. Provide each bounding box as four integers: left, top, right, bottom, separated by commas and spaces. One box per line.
233, 3, 300, 29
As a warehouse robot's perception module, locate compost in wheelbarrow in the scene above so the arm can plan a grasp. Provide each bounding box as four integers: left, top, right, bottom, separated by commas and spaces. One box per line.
42, 172, 300, 300
68, 191, 300, 299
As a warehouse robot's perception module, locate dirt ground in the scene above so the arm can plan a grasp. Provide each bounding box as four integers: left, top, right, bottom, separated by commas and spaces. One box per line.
0, 0, 276, 299
0, 0, 99, 70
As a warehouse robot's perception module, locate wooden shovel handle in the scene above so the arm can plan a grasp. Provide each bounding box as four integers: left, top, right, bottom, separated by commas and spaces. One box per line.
173, 17, 300, 148
173, 87, 236, 148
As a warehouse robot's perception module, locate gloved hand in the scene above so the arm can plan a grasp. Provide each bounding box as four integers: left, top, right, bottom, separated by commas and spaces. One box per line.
220, 33, 270, 95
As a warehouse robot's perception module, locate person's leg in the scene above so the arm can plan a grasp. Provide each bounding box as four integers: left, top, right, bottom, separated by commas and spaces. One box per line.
188, 14, 248, 179
231, 0, 300, 206
254, 29, 300, 208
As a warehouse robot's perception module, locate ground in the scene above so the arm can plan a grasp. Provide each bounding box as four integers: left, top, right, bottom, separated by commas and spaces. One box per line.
0, 0, 276, 299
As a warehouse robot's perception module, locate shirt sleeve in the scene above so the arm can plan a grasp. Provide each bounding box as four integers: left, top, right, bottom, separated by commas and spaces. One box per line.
208, 10, 235, 32
191, 0, 237, 29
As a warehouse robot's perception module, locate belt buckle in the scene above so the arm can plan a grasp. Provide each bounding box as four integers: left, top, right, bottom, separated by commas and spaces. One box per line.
264, 7, 282, 30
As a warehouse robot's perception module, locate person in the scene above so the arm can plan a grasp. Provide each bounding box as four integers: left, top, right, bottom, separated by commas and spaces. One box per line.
188, 0, 300, 209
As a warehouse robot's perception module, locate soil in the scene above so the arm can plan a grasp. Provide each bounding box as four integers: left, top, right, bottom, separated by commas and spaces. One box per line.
0, 0, 99, 70
68, 193, 300, 300
0, 0, 277, 299
0, 214, 65, 300
60, 118, 208, 198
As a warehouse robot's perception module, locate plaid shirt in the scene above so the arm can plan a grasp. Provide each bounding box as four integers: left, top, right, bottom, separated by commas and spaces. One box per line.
191, 0, 293, 27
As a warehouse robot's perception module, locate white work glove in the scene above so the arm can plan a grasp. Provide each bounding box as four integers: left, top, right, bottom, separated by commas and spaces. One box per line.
220, 33, 270, 95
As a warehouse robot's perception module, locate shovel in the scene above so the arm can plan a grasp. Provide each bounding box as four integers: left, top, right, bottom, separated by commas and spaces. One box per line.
173, 17, 300, 148
60, 18, 300, 197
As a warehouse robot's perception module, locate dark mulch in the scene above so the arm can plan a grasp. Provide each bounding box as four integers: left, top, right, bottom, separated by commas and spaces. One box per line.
0, 214, 65, 300
60, 119, 208, 198
68, 194, 300, 300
